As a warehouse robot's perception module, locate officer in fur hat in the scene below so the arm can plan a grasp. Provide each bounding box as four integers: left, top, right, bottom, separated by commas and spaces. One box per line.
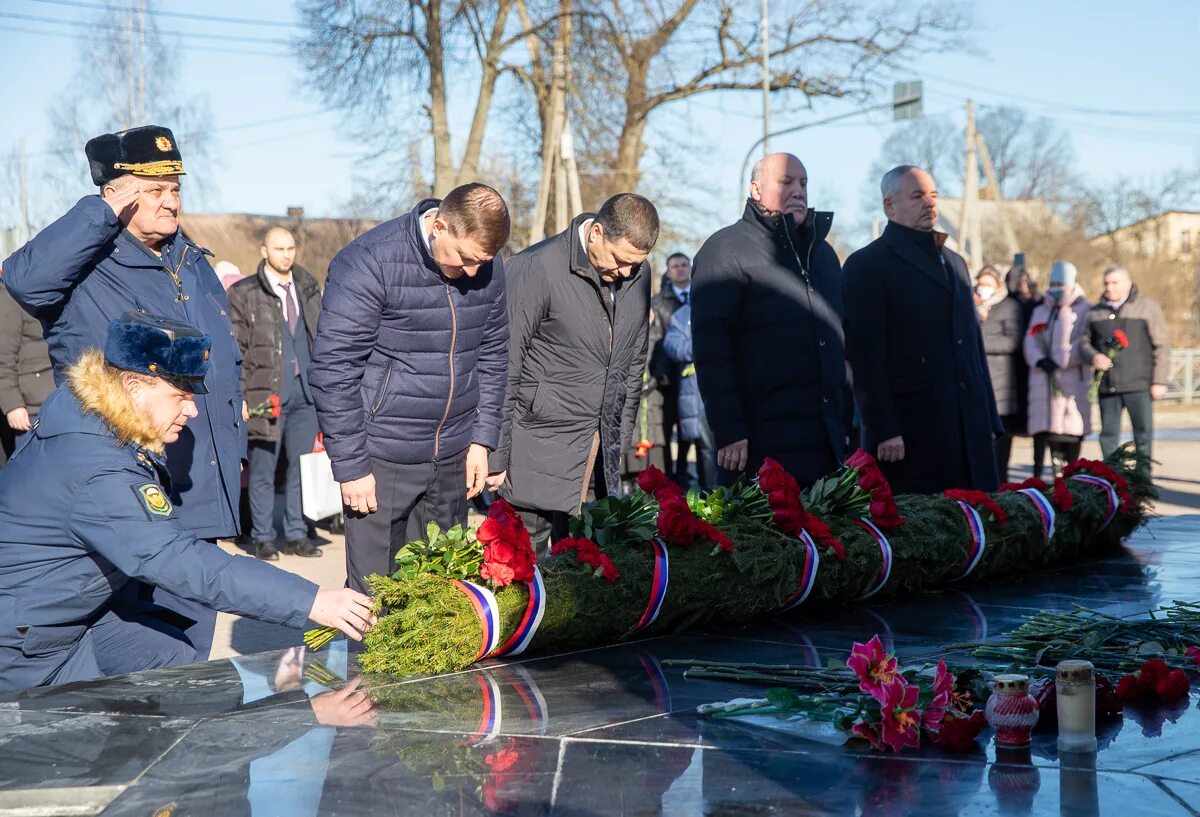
2, 126, 246, 660
0, 314, 374, 692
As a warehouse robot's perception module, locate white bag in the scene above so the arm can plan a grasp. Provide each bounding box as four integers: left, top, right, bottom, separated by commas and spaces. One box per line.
300, 451, 342, 522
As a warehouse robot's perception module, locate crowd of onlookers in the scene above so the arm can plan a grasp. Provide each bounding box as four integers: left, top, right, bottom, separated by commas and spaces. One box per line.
976, 260, 1169, 482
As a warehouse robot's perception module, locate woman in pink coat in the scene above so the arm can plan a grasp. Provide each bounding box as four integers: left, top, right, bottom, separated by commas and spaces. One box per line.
1023, 260, 1092, 476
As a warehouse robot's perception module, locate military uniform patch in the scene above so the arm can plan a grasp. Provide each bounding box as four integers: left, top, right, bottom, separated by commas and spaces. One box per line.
134, 483, 173, 518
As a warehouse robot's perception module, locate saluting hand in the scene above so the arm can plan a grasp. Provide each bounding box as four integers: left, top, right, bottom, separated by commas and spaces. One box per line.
102, 180, 141, 226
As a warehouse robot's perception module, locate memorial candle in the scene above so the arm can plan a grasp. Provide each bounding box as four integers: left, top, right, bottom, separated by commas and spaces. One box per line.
1056, 660, 1097, 753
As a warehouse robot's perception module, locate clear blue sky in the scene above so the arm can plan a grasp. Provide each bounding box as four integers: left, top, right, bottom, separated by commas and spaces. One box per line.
2, 0, 1197, 250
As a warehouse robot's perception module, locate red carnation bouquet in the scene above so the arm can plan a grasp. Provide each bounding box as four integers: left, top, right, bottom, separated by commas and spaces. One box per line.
1062, 458, 1135, 513
1089, 328, 1130, 400
757, 458, 845, 559
303, 499, 538, 650
944, 489, 1008, 526
845, 449, 904, 530
477, 499, 537, 587
637, 466, 732, 553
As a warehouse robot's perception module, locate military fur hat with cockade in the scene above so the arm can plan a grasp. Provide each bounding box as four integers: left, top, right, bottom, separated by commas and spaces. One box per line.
84, 125, 186, 187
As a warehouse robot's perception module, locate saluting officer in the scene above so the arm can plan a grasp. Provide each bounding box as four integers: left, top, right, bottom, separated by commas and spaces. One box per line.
2, 126, 245, 658
0, 314, 372, 693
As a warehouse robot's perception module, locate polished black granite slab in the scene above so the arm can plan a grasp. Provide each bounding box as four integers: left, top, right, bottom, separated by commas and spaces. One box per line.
4, 516, 1200, 816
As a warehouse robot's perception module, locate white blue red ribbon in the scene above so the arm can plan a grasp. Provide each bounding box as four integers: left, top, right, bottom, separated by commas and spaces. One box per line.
1016, 488, 1056, 543
778, 530, 821, 612
497, 664, 549, 736
467, 671, 503, 744
954, 501, 987, 581
629, 538, 670, 635
453, 579, 501, 662
1070, 475, 1120, 530
492, 566, 546, 657
856, 518, 893, 599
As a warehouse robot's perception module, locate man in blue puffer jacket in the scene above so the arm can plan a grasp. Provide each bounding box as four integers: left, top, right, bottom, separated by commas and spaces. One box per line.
309, 184, 510, 593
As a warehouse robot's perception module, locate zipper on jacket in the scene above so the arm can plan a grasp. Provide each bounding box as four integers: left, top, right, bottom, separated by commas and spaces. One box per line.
163, 246, 190, 302
368, 365, 392, 420
434, 283, 458, 459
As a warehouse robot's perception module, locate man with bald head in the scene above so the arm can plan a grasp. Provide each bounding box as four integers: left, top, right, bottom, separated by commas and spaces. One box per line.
691, 152, 851, 486
228, 226, 324, 559
843, 165, 1002, 493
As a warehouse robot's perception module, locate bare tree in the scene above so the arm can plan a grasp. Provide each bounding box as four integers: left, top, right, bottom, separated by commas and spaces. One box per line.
554, 0, 966, 196
301, 0, 556, 197
44, 0, 214, 209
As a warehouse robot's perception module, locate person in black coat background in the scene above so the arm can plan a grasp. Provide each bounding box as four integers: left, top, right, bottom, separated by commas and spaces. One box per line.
843, 165, 1002, 494
490, 194, 659, 553
692, 152, 850, 486
974, 266, 1024, 483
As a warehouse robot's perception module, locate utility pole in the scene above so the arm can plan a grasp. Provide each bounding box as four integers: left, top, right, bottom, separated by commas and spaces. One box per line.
760, 0, 770, 155
17, 140, 30, 245
959, 99, 983, 273
529, 0, 572, 243
975, 132, 1019, 258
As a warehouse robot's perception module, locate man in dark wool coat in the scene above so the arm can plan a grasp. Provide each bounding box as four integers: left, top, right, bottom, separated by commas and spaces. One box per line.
843, 165, 1002, 494
691, 152, 850, 487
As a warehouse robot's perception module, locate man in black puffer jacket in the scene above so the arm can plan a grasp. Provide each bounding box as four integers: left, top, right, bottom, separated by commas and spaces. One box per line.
692, 152, 851, 486
310, 184, 511, 593
489, 194, 659, 552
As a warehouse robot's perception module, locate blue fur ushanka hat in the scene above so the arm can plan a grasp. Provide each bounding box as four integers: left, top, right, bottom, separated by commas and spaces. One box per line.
84, 125, 186, 187
104, 312, 211, 394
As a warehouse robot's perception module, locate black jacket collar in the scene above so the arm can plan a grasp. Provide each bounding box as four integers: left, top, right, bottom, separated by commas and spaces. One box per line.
253, 260, 314, 296
882, 220, 954, 290
566, 212, 645, 291
740, 200, 834, 258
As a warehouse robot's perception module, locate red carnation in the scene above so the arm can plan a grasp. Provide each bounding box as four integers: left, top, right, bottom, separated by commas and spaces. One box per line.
1030, 322, 1048, 337
1186, 646, 1200, 667
928, 710, 987, 752
269, 393, 281, 418
1118, 658, 1190, 704
1062, 459, 1134, 513
1113, 329, 1129, 349
477, 498, 536, 587
550, 537, 620, 582
1052, 477, 1074, 512
845, 448, 877, 470
637, 465, 682, 501
757, 459, 844, 559
944, 489, 1008, 526
1000, 477, 1049, 492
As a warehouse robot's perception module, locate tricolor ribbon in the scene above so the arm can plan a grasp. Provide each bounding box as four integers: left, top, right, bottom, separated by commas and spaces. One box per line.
1070, 474, 1120, 530
629, 538, 670, 636
492, 566, 546, 657
1017, 488, 1056, 542
778, 530, 821, 612
497, 664, 549, 737
467, 671, 503, 744
954, 500, 987, 581
453, 568, 548, 663
452, 579, 502, 662
856, 517, 893, 599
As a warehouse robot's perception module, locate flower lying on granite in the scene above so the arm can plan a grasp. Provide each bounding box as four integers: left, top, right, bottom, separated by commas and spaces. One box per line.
848, 635, 900, 701
1117, 658, 1190, 704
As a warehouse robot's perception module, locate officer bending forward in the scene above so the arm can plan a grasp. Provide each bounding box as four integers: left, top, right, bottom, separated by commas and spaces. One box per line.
0, 313, 373, 693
